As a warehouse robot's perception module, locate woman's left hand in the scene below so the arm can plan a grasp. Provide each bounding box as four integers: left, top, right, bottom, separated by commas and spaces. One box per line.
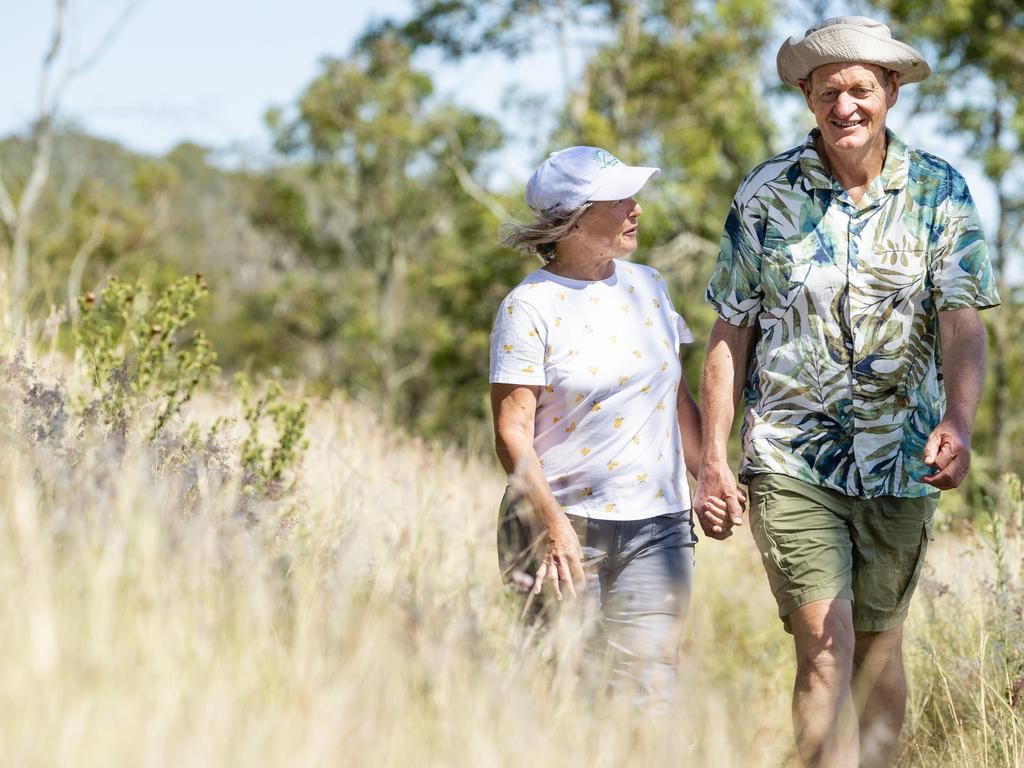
533, 516, 586, 601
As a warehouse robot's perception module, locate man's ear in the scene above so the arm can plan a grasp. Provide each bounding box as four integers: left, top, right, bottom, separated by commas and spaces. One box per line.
798, 78, 814, 111
887, 74, 901, 108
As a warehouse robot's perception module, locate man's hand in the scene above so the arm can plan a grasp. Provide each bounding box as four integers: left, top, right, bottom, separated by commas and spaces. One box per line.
694, 461, 747, 539
922, 308, 986, 492
920, 419, 972, 490
533, 515, 586, 600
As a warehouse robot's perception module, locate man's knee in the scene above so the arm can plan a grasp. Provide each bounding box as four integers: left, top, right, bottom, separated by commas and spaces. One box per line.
855, 625, 904, 664
795, 636, 856, 686
854, 625, 907, 700
791, 601, 857, 681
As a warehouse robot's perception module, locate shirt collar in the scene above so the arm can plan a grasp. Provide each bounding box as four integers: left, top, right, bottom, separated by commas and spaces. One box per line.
879, 130, 909, 191
798, 131, 833, 191
797, 129, 910, 193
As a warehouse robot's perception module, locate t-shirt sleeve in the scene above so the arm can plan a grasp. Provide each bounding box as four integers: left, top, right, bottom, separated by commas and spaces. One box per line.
652, 270, 695, 346
675, 311, 694, 345
489, 297, 547, 385
705, 190, 765, 327
930, 180, 1000, 312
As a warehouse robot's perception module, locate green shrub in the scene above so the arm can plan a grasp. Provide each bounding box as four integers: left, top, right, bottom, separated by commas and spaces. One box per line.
68, 273, 309, 506
237, 374, 309, 498
74, 273, 220, 440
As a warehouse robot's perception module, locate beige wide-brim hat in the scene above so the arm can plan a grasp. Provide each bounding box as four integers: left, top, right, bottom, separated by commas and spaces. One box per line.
777, 16, 931, 86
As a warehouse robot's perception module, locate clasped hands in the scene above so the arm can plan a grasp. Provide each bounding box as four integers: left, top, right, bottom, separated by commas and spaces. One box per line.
694, 462, 747, 540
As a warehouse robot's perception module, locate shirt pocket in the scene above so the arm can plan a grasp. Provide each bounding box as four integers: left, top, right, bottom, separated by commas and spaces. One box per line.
878, 247, 926, 270
876, 247, 928, 292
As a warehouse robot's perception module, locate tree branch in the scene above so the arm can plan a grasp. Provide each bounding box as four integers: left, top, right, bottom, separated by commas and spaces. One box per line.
36, 0, 68, 119
67, 212, 109, 320
443, 128, 508, 221
0, 175, 17, 232
50, 0, 146, 110
4, 0, 144, 317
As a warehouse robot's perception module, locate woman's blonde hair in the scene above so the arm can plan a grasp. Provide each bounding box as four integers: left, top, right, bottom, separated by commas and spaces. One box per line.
498, 203, 593, 262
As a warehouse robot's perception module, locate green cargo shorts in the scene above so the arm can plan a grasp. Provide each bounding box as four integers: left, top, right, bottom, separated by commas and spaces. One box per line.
748, 473, 937, 633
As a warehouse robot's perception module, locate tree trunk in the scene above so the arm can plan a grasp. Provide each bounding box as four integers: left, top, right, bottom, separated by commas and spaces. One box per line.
12, 123, 55, 316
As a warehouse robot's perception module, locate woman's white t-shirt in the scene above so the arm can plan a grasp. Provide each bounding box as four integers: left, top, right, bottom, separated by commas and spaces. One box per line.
489, 259, 694, 521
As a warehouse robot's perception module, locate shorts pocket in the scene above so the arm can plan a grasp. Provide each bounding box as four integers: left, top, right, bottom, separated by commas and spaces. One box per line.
855, 518, 932, 620
772, 530, 852, 595
896, 519, 933, 608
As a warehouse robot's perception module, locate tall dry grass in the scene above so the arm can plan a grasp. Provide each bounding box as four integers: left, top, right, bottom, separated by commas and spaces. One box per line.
0, 377, 1020, 766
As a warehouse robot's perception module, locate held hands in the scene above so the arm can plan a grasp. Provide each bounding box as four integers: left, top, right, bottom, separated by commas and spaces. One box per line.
533, 516, 586, 600
694, 462, 747, 540
920, 418, 972, 490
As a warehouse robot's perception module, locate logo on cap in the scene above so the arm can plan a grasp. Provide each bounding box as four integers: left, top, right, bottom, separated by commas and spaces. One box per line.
591, 149, 621, 168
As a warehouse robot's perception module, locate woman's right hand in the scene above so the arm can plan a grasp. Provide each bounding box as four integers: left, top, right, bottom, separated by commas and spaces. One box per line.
533, 516, 586, 600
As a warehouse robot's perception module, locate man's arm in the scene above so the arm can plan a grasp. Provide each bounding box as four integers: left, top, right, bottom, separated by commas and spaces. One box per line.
694, 318, 757, 538
920, 307, 987, 490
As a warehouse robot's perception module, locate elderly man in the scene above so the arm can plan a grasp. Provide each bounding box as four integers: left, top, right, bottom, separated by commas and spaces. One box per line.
695, 16, 999, 768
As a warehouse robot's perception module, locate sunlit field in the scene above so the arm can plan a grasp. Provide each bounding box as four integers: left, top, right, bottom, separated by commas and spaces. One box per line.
0, 382, 1021, 767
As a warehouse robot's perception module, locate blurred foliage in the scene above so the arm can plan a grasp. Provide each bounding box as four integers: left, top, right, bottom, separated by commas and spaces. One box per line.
237, 375, 310, 498
561, 0, 778, 240
258, 32, 526, 436
74, 273, 218, 439
0, 0, 1021, 495
386, 0, 777, 240
65, 271, 310, 507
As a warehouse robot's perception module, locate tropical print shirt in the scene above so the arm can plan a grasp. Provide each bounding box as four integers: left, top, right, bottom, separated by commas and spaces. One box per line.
706, 129, 999, 498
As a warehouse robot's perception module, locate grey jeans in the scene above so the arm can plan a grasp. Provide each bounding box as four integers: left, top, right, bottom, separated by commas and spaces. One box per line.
498, 490, 696, 705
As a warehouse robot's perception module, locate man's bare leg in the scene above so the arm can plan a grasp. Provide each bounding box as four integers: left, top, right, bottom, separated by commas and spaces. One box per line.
789, 599, 859, 768
853, 625, 907, 768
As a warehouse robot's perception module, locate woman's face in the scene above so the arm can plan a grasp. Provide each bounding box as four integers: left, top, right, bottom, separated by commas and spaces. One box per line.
575, 197, 642, 258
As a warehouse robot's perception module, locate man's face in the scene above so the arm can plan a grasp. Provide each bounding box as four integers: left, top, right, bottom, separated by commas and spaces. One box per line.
799, 63, 899, 156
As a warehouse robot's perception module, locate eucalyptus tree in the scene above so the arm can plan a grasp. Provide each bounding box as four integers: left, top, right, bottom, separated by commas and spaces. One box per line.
387, 0, 779, 243
0, 0, 142, 328
263, 32, 519, 438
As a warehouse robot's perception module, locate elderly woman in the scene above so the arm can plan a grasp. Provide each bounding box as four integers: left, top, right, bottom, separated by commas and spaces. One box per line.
489, 146, 712, 704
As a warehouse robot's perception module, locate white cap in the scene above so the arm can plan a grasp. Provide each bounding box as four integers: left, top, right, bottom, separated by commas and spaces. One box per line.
524, 146, 660, 215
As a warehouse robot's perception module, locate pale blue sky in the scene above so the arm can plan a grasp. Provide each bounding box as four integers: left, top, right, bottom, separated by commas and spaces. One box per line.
2, 1, 417, 154
0, 0, 997, 231
0, 0, 565, 178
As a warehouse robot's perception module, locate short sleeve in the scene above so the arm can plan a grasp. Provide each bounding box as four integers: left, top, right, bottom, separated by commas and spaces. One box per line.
930, 181, 1000, 312
705, 193, 765, 326
489, 297, 547, 385
651, 268, 694, 346
675, 311, 694, 345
